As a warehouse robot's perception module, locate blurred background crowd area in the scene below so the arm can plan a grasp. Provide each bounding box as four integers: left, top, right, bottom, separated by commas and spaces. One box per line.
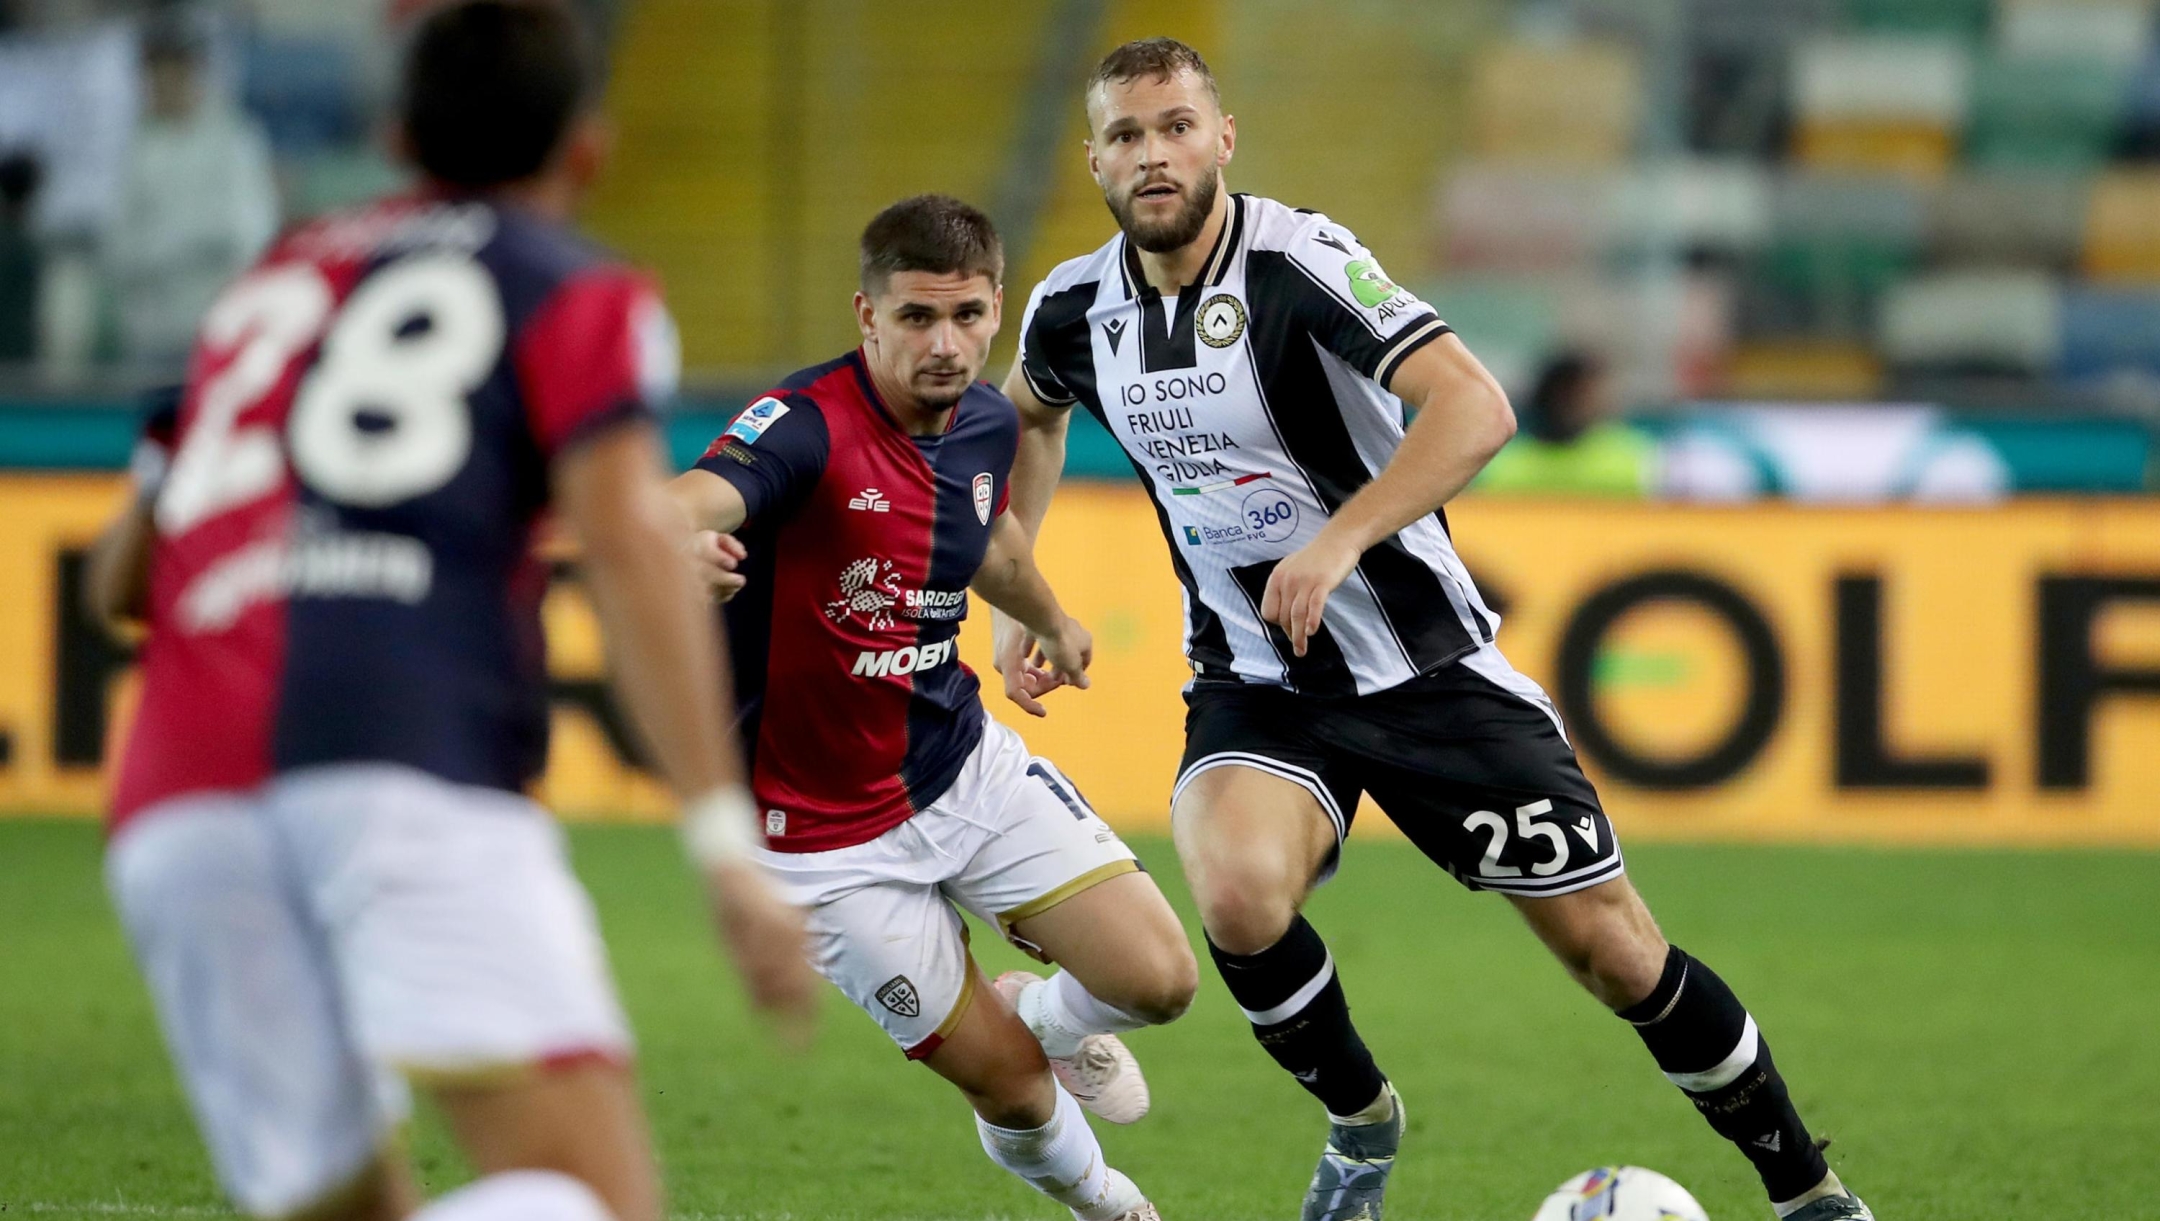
3, 0, 2158, 499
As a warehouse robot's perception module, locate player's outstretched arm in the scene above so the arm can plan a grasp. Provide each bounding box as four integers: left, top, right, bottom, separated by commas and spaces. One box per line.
1261, 334, 1515, 655
972, 511, 1092, 717
555, 423, 816, 1027
665, 469, 752, 601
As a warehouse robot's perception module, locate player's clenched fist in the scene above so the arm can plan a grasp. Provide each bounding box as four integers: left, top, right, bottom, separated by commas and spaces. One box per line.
704, 858, 819, 1038
684, 530, 749, 602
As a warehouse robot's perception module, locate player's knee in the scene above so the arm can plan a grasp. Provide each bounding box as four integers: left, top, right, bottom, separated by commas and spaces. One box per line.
1197, 878, 1298, 957
1122, 940, 1200, 1025
967, 1055, 1057, 1130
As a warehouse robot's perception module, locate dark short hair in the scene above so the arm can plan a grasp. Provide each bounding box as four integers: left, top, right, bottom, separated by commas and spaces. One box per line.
859, 195, 1004, 294
400, 0, 593, 189
1088, 37, 1221, 111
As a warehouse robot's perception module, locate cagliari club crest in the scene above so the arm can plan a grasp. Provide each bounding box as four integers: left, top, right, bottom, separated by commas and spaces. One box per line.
973, 472, 994, 525
875, 974, 921, 1018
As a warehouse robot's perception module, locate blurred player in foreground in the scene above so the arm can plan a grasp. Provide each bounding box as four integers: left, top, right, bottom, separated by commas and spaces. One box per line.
669, 195, 1195, 1221
1000, 38, 1870, 1221
84, 4, 813, 1219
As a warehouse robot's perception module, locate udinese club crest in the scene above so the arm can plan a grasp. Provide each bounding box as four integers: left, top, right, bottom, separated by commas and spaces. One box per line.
1196, 293, 1247, 348
973, 472, 994, 524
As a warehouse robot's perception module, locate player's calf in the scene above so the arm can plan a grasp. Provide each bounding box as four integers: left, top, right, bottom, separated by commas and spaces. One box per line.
1516, 881, 1852, 1217
929, 970, 1158, 1219
431, 1060, 663, 1221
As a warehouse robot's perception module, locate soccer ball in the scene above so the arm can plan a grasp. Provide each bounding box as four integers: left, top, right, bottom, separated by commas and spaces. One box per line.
1531, 1166, 1710, 1221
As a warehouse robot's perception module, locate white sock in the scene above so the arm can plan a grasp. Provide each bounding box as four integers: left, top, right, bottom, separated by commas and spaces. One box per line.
1020, 972, 1148, 1059
412, 1170, 613, 1221
976, 1084, 1146, 1221
1773, 1169, 1847, 1217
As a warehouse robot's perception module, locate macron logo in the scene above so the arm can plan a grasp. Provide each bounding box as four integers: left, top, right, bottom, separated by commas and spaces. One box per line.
848, 488, 891, 512
851, 637, 957, 678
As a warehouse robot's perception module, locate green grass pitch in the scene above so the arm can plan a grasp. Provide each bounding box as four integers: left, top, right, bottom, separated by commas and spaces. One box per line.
3, 818, 2156, 1219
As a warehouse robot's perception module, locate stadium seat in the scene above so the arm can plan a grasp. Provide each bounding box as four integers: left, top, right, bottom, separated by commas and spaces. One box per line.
1926, 170, 2089, 267
1468, 39, 1643, 165
1688, 0, 1841, 52
1725, 340, 1886, 399
1965, 54, 2132, 169
1879, 269, 2061, 374
2057, 286, 2160, 379
2080, 169, 2160, 282
1439, 164, 1619, 273
1997, 0, 2152, 66
1840, 0, 1991, 38
1750, 171, 1925, 335
1791, 36, 1971, 178
2120, 48, 2160, 159
1607, 159, 1774, 260
242, 36, 366, 156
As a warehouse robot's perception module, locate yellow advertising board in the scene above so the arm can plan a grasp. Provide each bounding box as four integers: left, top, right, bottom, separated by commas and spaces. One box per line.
6, 477, 2158, 846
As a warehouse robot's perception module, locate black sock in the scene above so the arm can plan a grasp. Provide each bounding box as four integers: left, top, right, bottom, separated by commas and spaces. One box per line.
1619, 946, 1830, 1203
1208, 916, 1387, 1117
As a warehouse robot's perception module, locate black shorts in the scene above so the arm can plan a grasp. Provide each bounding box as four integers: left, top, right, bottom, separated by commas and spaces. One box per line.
1175, 661, 1624, 897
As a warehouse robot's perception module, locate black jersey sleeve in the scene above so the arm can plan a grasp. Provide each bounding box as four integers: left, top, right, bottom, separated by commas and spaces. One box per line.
1281, 216, 1452, 390
691, 393, 830, 527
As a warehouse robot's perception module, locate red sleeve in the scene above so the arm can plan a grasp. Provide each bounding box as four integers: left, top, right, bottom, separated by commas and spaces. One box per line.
995, 480, 1010, 518
514, 268, 681, 458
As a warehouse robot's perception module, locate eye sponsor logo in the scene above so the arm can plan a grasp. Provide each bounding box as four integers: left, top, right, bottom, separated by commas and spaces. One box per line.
847, 487, 891, 512
1196, 293, 1247, 348
1345, 259, 1400, 308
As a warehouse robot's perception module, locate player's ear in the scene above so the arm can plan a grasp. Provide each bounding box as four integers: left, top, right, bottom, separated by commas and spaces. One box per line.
853, 290, 877, 343
1085, 137, 1101, 181
560, 114, 613, 195
1218, 113, 1236, 167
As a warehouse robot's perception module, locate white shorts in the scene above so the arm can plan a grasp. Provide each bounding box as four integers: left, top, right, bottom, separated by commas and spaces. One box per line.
107, 764, 631, 1218
756, 715, 1138, 1060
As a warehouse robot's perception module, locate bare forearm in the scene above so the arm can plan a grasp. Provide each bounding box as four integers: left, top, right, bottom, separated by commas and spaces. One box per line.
1010, 422, 1067, 543
582, 510, 744, 798
84, 496, 154, 638
1324, 412, 1507, 550
973, 549, 1067, 640
562, 432, 744, 800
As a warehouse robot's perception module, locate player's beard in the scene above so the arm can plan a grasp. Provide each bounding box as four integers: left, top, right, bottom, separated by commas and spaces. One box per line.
1112, 165, 1220, 254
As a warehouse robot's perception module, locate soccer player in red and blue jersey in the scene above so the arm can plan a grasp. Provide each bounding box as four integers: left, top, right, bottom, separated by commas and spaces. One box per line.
85, 6, 812, 1221
667, 196, 1195, 1221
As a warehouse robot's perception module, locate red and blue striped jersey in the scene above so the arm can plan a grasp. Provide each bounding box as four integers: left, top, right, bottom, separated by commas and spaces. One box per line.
111, 194, 678, 830
696, 350, 1016, 853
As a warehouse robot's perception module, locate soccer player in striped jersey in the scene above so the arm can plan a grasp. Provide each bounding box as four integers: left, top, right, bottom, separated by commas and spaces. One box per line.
996, 37, 1871, 1221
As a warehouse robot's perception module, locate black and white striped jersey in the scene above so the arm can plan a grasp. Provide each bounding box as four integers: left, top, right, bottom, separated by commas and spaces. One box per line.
1019, 192, 1508, 697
